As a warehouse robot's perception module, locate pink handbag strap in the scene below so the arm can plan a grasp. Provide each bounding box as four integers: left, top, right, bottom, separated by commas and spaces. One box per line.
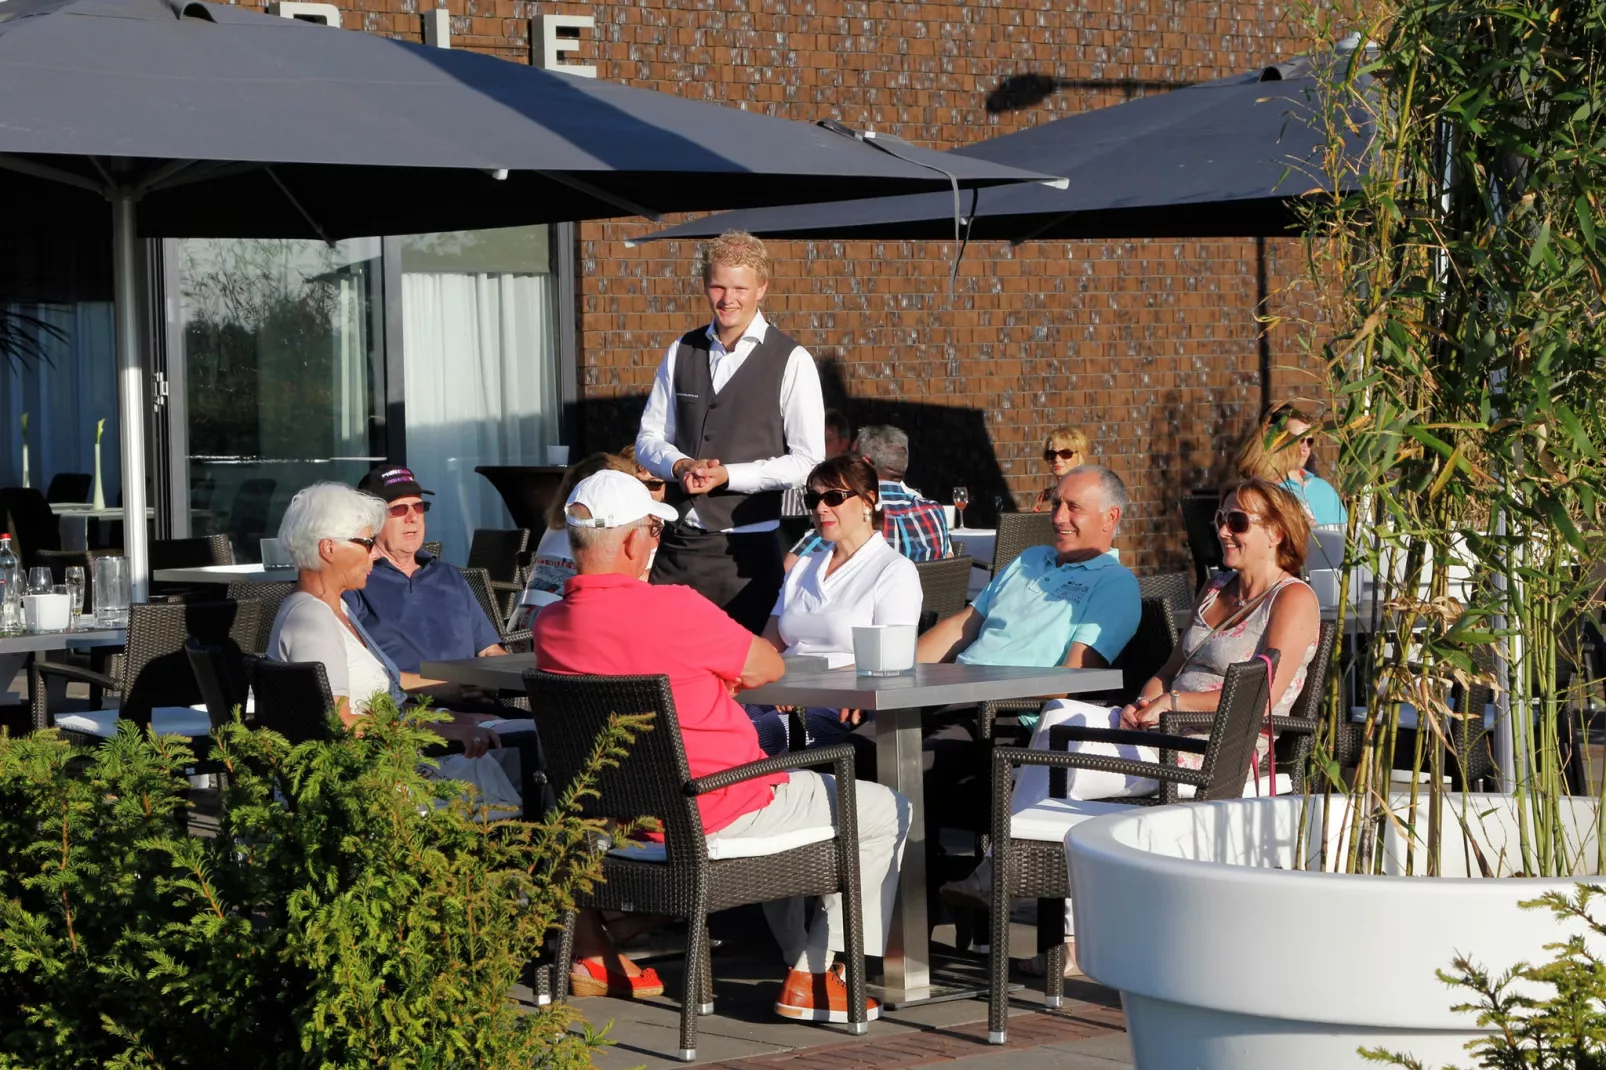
1250, 652, 1276, 796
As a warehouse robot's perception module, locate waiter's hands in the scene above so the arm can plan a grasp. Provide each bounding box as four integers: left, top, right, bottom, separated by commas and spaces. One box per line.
673, 457, 730, 495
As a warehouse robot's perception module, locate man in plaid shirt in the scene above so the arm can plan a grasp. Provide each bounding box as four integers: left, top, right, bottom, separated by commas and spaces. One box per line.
790, 424, 952, 563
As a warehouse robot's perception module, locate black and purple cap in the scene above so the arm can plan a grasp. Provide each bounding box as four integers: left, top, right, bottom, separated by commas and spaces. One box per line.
358, 465, 434, 503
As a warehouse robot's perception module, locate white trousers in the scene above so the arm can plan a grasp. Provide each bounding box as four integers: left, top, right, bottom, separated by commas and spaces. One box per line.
708, 771, 910, 973
1011, 699, 1163, 811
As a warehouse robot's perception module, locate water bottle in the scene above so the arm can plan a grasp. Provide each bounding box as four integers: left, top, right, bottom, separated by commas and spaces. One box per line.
0, 534, 20, 635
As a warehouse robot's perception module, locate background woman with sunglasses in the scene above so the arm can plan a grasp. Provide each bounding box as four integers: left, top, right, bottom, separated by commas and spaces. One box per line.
746, 455, 922, 754
1234, 403, 1347, 527
514, 452, 639, 628
1033, 426, 1092, 511
267, 483, 521, 806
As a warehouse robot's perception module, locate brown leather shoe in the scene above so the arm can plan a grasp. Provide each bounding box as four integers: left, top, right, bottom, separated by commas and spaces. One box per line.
774, 963, 880, 1023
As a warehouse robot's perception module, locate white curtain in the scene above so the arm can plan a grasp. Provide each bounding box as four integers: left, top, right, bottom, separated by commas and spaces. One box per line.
1, 301, 120, 501
401, 272, 558, 565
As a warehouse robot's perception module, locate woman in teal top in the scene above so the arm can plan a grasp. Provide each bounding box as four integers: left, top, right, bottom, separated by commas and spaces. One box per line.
1235, 403, 1348, 527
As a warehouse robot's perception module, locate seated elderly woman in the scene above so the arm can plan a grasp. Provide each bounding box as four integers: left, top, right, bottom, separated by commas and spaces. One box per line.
942, 478, 1320, 977
268, 482, 521, 809
1234, 402, 1347, 527
748, 454, 922, 754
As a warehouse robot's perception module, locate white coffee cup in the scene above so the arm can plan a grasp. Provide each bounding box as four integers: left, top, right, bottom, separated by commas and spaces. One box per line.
23, 592, 71, 634
546, 445, 571, 466
260, 537, 293, 569
942, 505, 957, 529
852, 623, 918, 676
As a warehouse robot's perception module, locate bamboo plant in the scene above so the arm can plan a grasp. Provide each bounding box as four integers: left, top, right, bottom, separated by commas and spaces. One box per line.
1283, 0, 1606, 877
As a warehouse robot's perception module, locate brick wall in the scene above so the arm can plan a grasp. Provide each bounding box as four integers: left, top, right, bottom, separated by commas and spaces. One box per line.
257, 0, 1327, 574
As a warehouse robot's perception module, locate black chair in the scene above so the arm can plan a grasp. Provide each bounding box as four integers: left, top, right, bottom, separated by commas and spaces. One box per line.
463, 567, 533, 652
524, 669, 870, 1061
421, 540, 444, 560
1118, 597, 1180, 701
467, 528, 532, 623
185, 637, 251, 731
1261, 620, 1338, 793
44, 472, 91, 504
991, 513, 1055, 574
225, 580, 297, 655
243, 655, 337, 744
1, 485, 62, 569
914, 555, 972, 634
31, 600, 261, 747
151, 534, 235, 570
984, 654, 1275, 1044
1180, 494, 1224, 590
1137, 569, 1197, 636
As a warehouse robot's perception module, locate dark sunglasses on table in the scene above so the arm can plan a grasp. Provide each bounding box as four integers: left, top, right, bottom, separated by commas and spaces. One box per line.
347, 536, 377, 551
1214, 509, 1265, 535
387, 501, 431, 518
804, 488, 858, 510
1043, 448, 1081, 462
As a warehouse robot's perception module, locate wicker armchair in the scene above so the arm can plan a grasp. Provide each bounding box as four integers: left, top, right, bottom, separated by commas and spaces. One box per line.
983, 654, 1275, 1044
421, 540, 444, 560
523, 669, 870, 1062
31, 600, 261, 746
914, 555, 972, 633
225, 580, 297, 654
185, 637, 250, 730
467, 528, 531, 621
991, 513, 1054, 574
463, 567, 534, 652
1180, 494, 1224, 589
1136, 569, 1196, 636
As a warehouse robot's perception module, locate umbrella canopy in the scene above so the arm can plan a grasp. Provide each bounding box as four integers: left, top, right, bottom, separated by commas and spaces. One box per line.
0, 0, 1055, 238
0, 0, 1056, 598
633, 62, 1372, 244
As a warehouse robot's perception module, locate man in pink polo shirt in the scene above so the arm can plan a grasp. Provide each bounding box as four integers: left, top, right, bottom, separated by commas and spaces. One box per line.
535, 470, 909, 1024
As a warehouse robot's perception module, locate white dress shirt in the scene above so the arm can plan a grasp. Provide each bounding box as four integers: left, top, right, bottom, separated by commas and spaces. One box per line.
635, 310, 825, 533
772, 533, 923, 669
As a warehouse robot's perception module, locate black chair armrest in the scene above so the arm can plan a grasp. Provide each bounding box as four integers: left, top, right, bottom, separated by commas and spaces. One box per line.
488, 579, 523, 593
30, 659, 118, 691
992, 744, 1211, 792
1267, 715, 1318, 735
687, 743, 856, 795
1047, 722, 1209, 755
501, 629, 533, 650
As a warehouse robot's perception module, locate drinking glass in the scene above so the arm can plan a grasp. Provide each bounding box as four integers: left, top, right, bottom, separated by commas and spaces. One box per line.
93, 556, 129, 627
952, 486, 970, 530
64, 566, 86, 625
27, 567, 53, 595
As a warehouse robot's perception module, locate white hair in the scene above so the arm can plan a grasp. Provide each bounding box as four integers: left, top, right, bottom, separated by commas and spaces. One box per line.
566, 504, 649, 555
278, 482, 387, 570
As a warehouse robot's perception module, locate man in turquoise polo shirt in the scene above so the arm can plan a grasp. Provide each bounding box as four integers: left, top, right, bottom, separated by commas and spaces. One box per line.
917, 465, 1140, 672
914, 465, 1141, 851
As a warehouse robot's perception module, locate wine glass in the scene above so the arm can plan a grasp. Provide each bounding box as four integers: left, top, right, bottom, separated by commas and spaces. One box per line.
952, 486, 970, 530
64, 566, 86, 626
27, 567, 53, 595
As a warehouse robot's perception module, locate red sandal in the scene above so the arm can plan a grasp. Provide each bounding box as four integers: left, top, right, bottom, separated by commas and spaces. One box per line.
569, 957, 665, 999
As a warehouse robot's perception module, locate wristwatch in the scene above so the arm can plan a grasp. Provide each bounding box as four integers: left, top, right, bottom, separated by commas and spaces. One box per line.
1170, 690, 1180, 712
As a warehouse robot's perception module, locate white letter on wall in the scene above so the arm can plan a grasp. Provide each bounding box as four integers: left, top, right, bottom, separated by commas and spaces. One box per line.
536, 14, 596, 78
269, 1, 341, 26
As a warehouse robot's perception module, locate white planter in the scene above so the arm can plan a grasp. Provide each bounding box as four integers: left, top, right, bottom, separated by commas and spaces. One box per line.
1066, 794, 1603, 1069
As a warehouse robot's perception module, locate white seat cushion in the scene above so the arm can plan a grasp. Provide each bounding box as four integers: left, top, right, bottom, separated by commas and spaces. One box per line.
608, 824, 836, 863
55, 706, 214, 740
1010, 773, 1296, 842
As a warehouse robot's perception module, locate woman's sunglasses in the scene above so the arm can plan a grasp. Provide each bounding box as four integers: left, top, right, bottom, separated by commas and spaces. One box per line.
347, 536, 377, 551
1214, 509, 1264, 535
641, 478, 666, 492
804, 489, 858, 510
1043, 448, 1081, 462
387, 501, 431, 518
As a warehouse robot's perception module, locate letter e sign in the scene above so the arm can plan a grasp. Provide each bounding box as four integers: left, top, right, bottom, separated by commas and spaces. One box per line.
536, 14, 596, 78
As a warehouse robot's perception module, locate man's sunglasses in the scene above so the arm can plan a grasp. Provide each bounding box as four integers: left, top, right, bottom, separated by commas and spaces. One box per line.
387, 501, 431, 518
1043, 448, 1081, 462
1214, 509, 1265, 535
347, 536, 377, 551
804, 489, 858, 510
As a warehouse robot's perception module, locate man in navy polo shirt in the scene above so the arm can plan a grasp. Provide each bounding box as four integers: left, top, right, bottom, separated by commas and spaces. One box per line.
344, 466, 507, 704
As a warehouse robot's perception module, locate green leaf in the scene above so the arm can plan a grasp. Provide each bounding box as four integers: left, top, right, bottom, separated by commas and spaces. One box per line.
1576, 195, 1598, 251
1552, 402, 1600, 461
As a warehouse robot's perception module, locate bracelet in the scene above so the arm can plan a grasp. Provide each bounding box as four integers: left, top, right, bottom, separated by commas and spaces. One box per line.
1170, 690, 1180, 712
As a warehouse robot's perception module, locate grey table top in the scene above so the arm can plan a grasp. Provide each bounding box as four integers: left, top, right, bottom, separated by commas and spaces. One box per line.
0, 628, 127, 653
740, 662, 1123, 711
152, 564, 298, 584
419, 652, 831, 690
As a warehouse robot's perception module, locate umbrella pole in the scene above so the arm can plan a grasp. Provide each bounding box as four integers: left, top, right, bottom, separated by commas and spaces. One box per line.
111, 189, 150, 604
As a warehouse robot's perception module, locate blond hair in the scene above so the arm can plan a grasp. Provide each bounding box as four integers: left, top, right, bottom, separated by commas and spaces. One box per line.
701, 230, 772, 285
1228, 478, 1312, 574
1045, 426, 1090, 456
1234, 403, 1315, 482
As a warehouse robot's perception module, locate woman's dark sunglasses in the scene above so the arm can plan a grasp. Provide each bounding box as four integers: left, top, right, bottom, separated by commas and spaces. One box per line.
804, 489, 858, 510
1213, 509, 1263, 535
641, 479, 666, 492
1043, 448, 1080, 462
387, 501, 431, 518
347, 536, 377, 551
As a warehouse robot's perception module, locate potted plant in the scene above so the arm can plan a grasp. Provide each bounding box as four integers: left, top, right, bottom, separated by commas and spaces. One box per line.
1065, 1, 1606, 1065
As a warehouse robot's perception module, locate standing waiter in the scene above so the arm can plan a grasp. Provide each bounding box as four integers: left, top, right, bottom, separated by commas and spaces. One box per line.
635, 231, 824, 632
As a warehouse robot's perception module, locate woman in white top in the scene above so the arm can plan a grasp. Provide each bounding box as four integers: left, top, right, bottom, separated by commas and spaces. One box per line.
749, 455, 922, 753
268, 482, 521, 809
514, 452, 639, 629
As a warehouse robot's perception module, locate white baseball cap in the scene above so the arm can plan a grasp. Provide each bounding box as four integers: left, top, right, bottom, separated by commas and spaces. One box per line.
565, 469, 680, 529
